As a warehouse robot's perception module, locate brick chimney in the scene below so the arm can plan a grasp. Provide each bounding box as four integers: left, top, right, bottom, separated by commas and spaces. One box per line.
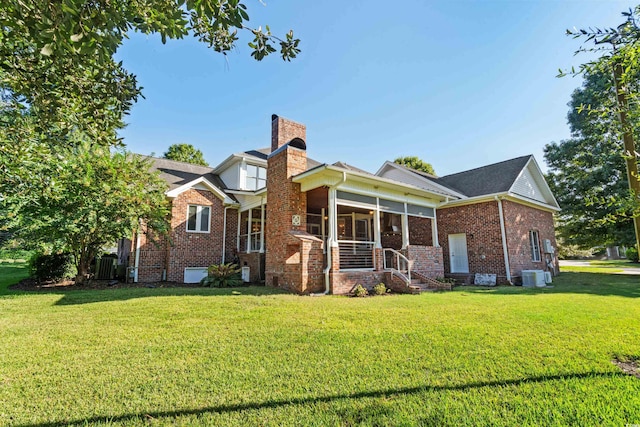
266, 114, 313, 292
271, 114, 306, 153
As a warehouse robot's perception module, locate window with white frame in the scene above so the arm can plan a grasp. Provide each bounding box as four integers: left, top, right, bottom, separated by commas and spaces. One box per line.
529, 230, 541, 262
187, 205, 211, 233
246, 164, 266, 191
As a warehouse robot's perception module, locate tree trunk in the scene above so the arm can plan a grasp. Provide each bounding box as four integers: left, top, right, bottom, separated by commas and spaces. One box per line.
75, 251, 90, 285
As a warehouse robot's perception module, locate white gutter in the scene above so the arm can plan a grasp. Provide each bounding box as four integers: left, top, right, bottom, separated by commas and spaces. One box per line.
313, 171, 347, 296
496, 196, 512, 284
221, 206, 230, 264
133, 227, 141, 283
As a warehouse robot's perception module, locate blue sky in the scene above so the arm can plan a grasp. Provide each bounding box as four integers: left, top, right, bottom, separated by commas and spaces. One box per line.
116, 0, 637, 176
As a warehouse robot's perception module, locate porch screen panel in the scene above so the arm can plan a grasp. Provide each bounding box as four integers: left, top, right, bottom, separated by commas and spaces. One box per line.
378, 198, 404, 214
407, 204, 434, 218
336, 191, 376, 208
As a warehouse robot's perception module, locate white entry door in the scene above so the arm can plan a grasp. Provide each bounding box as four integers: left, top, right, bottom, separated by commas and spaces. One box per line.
448, 233, 469, 273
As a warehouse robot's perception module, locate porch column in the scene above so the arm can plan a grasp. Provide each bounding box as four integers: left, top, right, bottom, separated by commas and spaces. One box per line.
373, 207, 381, 249
236, 210, 241, 251
327, 188, 339, 248
246, 209, 251, 253
432, 210, 439, 247
259, 202, 265, 253
401, 213, 410, 249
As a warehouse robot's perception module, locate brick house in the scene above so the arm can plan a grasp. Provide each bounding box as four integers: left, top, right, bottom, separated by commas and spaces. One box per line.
122, 115, 559, 292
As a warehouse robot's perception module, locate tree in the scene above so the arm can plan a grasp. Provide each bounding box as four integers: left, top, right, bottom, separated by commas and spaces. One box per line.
0, 1, 300, 149
163, 144, 209, 166
2, 141, 170, 284
561, 6, 640, 251
394, 156, 436, 176
544, 68, 636, 248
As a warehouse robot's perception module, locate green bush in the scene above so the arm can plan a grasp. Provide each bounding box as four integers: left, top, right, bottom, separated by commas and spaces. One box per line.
30, 253, 75, 282
352, 284, 368, 297
372, 283, 387, 296
626, 247, 639, 263
201, 263, 242, 287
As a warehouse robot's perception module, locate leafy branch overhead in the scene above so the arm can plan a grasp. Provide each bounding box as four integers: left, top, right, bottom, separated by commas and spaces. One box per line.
0, 1, 300, 147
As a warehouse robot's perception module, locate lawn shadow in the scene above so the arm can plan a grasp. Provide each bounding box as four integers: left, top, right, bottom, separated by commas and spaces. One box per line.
15, 371, 626, 427
457, 271, 640, 298
34, 286, 290, 306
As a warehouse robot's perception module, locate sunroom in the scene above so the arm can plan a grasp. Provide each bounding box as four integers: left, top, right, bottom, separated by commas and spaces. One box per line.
293, 164, 448, 288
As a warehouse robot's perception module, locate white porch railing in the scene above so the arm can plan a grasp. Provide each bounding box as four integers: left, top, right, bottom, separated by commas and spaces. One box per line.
383, 248, 412, 283
338, 240, 375, 270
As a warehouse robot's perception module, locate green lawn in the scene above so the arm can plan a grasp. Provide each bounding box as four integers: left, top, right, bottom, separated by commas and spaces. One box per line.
0, 263, 639, 426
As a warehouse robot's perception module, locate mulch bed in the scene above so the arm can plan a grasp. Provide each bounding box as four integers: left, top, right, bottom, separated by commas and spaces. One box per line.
9, 278, 201, 292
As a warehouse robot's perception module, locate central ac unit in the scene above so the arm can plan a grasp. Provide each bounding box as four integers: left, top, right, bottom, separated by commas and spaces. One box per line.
522, 270, 546, 287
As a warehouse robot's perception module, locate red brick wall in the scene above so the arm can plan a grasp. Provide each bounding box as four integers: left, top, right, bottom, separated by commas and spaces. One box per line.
404, 246, 444, 278
437, 201, 508, 281
408, 217, 433, 246
330, 271, 387, 295
502, 200, 558, 280
238, 252, 264, 283
165, 189, 227, 282
130, 224, 168, 282
437, 200, 558, 284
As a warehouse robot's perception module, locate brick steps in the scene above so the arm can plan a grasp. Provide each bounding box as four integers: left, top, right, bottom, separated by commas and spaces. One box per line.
407, 273, 453, 293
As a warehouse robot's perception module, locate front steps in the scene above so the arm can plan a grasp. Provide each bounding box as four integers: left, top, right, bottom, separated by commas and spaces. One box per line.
407, 276, 453, 294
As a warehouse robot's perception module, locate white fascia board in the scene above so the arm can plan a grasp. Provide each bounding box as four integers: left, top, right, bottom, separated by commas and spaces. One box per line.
166, 177, 236, 205
212, 153, 267, 174
226, 187, 267, 197
439, 192, 561, 212
375, 160, 467, 199
293, 164, 448, 203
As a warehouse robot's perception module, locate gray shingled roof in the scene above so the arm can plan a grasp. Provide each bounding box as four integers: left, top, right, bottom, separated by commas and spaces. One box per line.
146, 157, 229, 193
332, 161, 375, 175
432, 155, 532, 197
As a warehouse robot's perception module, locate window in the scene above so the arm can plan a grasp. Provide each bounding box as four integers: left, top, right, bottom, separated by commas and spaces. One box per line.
246, 164, 266, 190
187, 205, 210, 233
530, 230, 541, 262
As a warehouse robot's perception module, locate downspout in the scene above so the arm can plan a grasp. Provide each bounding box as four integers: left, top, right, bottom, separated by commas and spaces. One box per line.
221, 206, 230, 264
314, 171, 347, 296
134, 227, 141, 283
496, 196, 512, 284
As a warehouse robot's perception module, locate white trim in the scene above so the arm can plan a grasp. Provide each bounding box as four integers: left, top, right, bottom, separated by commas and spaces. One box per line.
375, 161, 467, 199
508, 157, 560, 210
439, 192, 560, 212
166, 176, 235, 205
212, 152, 267, 175
186, 204, 211, 233
496, 197, 512, 283
293, 165, 448, 203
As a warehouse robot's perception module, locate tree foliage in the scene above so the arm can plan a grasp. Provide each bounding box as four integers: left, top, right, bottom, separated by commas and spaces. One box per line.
394, 156, 436, 176
163, 143, 209, 166
545, 68, 636, 248
0, 1, 300, 149
2, 141, 170, 284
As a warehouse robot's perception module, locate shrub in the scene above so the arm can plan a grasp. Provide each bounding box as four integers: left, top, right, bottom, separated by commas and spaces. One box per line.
436, 277, 456, 284
30, 253, 75, 282
201, 263, 242, 287
372, 283, 388, 296
352, 284, 368, 297
626, 247, 639, 263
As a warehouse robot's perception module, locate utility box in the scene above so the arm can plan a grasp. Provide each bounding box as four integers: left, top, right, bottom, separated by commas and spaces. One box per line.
543, 239, 554, 254
241, 266, 251, 283
522, 270, 546, 287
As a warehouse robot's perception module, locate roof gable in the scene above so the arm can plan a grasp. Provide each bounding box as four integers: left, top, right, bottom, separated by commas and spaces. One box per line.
375, 161, 464, 199
436, 155, 532, 197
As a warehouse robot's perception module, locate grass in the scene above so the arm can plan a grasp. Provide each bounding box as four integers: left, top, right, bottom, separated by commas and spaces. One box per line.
0, 263, 639, 426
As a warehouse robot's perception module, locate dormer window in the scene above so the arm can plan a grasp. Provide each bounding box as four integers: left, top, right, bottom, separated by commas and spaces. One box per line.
246, 164, 266, 190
